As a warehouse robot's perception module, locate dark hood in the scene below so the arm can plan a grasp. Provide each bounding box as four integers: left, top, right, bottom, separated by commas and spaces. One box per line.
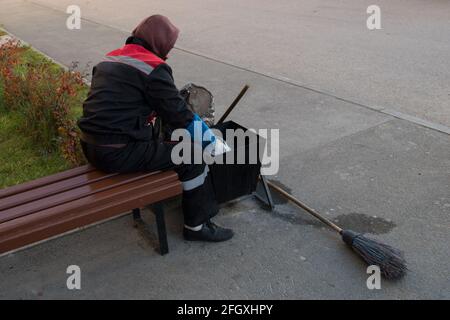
130, 15, 179, 59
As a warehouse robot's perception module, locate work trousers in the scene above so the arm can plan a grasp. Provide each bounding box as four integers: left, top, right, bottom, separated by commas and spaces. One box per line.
81, 140, 219, 227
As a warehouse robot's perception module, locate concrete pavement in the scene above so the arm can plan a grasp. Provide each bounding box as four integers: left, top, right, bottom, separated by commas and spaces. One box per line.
16, 0, 450, 129
0, 0, 449, 299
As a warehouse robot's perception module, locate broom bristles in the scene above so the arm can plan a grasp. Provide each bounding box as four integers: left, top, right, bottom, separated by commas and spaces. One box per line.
342, 230, 407, 280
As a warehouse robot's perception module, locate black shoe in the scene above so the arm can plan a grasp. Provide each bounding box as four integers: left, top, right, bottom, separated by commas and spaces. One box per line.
183, 220, 234, 242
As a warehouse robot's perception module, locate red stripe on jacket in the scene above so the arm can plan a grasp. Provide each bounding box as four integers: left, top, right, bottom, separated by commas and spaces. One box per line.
106, 44, 165, 68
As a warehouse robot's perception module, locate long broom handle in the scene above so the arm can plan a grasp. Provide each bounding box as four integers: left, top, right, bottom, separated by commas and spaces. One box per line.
217, 85, 250, 125
265, 180, 343, 234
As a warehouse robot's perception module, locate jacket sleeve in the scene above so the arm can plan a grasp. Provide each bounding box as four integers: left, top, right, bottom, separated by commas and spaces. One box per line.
146, 64, 194, 129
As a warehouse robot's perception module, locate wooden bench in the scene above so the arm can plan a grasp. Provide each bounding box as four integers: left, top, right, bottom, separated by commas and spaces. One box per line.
0, 165, 182, 256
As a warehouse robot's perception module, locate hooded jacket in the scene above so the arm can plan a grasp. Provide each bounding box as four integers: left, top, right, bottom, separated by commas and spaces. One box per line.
132, 14, 179, 60
78, 18, 193, 144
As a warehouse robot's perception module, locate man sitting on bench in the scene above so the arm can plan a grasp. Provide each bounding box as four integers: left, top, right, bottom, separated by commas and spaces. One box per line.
77, 15, 233, 242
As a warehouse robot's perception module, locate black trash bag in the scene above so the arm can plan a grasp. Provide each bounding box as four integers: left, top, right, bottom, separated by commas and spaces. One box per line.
209, 121, 265, 204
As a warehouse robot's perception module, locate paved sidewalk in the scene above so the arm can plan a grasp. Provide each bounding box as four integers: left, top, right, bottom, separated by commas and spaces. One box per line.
0, 0, 449, 299
13, 0, 450, 128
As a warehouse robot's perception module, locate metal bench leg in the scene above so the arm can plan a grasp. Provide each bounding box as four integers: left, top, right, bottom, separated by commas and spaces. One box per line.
132, 205, 169, 255
151, 202, 169, 255
132, 208, 142, 221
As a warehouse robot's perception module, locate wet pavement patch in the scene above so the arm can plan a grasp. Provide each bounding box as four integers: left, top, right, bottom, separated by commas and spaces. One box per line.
272, 210, 322, 227
261, 205, 396, 234
263, 206, 322, 227
332, 212, 396, 234
254, 179, 396, 234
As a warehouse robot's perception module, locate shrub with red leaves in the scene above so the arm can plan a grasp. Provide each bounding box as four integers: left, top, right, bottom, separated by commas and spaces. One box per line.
0, 40, 87, 166
0, 40, 28, 111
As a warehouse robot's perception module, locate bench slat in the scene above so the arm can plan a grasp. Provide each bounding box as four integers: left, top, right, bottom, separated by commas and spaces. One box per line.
0, 174, 181, 237
0, 170, 118, 211
0, 165, 96, 199
0, 171, 179, 224
0, 180, 182, 254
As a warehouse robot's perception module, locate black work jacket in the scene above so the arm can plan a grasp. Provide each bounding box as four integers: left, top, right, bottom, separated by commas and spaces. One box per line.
78, 37, 193, 144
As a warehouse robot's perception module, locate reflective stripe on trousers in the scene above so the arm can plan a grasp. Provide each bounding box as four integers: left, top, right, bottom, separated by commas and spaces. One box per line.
181, 165, 209, 191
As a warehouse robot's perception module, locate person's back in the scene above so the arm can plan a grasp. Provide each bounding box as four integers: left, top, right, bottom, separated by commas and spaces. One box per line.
79, 52, 154, 143
78, 38, 189, 147
78, 14, 234, 242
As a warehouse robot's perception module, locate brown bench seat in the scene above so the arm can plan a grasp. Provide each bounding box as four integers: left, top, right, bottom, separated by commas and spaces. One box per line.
0, 164, 182, 256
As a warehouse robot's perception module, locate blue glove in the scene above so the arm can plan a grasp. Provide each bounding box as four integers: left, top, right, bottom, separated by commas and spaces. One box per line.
186, 113, 216, 148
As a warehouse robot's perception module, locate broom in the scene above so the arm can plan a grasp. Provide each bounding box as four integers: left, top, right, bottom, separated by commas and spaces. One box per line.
265, 180, 407, 280
219, 84, 407, 280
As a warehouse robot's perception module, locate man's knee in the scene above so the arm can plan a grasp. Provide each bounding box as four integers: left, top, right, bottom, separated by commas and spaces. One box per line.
176, 164, 208, 191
